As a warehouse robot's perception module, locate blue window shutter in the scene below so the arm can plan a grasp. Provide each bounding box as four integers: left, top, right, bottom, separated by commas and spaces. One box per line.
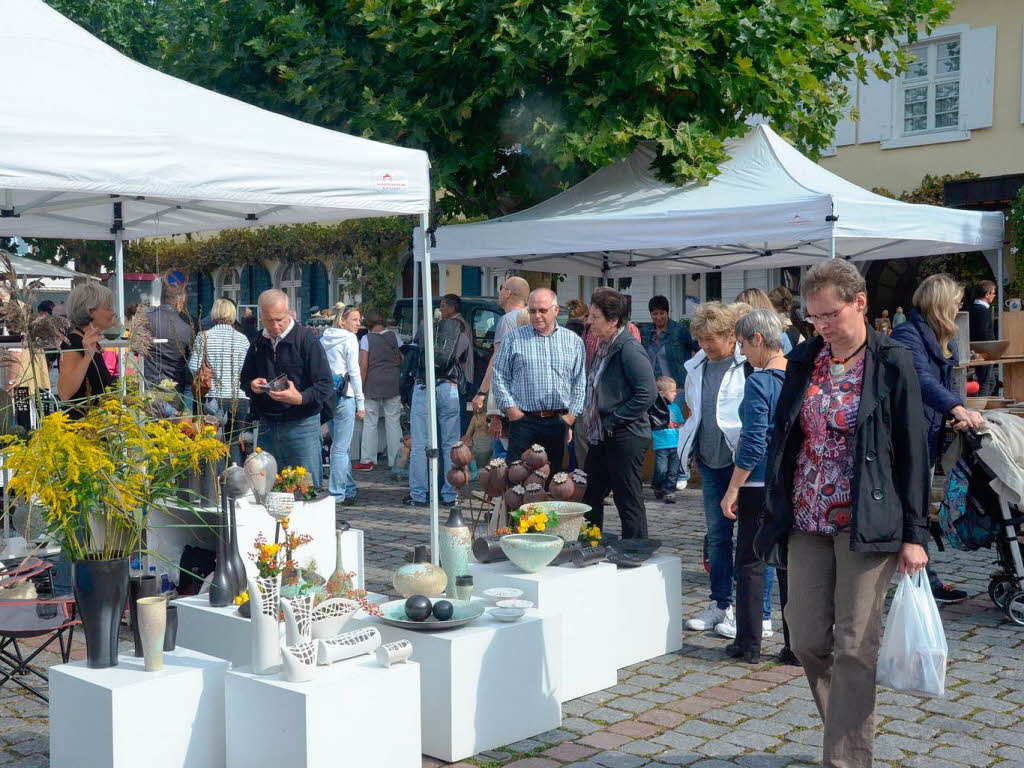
250, 265, 271, 304
241, 267, 252, 305
196, 273, 214, 318
312, 262, 329, 310
302, 263, 313, 315
186, 274, 200, 318
461, 266, 482, 297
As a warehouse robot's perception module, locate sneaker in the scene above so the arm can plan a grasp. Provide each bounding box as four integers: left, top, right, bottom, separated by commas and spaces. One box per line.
401, 495, 427, 508
687, 603, 730, 631
663, 493, 676, 504
353, 462, 375, 472
676, 478, 688, 491
932, 583, 968, 604
762, 619, 774, 638
715, 611, 736, 639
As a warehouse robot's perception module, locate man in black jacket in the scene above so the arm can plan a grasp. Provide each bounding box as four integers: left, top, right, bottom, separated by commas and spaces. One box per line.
240, 289, 334, 486
969, 280, 997, 396
143, 281, 194, 405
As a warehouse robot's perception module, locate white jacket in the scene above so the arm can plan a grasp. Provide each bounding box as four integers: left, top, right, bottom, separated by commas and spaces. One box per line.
320, 328, 365, 409
677, 345, 747, 468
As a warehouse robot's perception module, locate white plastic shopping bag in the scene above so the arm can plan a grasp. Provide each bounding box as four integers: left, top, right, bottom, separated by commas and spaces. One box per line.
876, 571, 948, 697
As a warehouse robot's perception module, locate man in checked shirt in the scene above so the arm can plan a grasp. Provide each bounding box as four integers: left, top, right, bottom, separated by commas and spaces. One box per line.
491, 288, 586, 470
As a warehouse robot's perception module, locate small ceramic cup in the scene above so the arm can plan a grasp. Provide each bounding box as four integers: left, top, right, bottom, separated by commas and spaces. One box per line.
376, 639, 413, 668
454, 575, 474, 601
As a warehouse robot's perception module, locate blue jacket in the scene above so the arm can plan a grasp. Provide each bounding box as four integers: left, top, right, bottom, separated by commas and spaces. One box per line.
734, 369, 786, 484
641, 319, 696, 388
653, 401, 684, 450
890, 309, 962, 464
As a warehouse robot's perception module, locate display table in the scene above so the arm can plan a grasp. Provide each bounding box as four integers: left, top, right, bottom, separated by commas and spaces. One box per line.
49, 648, 229, 768
174, 595, 260, 668
225, 655, 421, 768
469, 560, 617, 701
352, 607, 562, 762
613, 554, 682, 667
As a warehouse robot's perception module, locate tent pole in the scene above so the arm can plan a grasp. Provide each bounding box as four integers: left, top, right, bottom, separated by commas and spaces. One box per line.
412, 252, 420, 340
995, 247, 1004, 389
419, 212, 440, 564
113, 206, 127, 394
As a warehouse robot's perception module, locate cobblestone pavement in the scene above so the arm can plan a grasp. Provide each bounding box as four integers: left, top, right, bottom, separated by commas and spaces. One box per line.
7, 466, 1024, 767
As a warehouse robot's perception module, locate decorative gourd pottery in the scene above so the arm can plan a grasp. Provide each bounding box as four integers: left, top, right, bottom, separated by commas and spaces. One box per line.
570, 469, 588, 501
483, 459, 508, 497
439, 507, 472, 593
446, 467, 469, 489
282, 594, 314, 646
503, 485, 525, 510
521, 444, 547, 471
280, 640, 317, 683
136, 596, 166, 672
450, 442, 473, 468
506, 460, 530, 487
376, 639, 413, 668
317, 627, 382, 665
222, 462, 252, 499
499, 533, 564, 573
244, 448, 277, 504
519, 500, 591, 542
248, 574, 282, 675
310, 598, 359, 639
393, 545, 446, 598
549, 472, 575, 501
522, 483, 548, 504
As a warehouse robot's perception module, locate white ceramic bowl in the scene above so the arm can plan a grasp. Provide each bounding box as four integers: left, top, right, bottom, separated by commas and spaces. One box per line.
496, 598, 533, 610
490, 607, 525, 623
483, 587, 525, 604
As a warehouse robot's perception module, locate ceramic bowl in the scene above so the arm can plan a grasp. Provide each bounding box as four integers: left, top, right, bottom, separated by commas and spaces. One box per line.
513, 501, 591, 542
483, 587, 525, 604
496, 598, 533, 610
490, 607, 525, 623
499, 534, 564, 573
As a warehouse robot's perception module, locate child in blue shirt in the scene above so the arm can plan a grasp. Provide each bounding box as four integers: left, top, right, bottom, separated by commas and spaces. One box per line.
652, 376, 685, 503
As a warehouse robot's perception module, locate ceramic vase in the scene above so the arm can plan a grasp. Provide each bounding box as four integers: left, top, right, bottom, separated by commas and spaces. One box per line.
282, 594, 314, 646
499, 534, 564, 573
376, 640, 413, 668
310, 598, 359, 640
72, 557, 129, 669
226, 498, 247, 597
248, 574, 282, 675
317, 627, 382, 665
280, 640, 317, 683
265, 491, 294, 521
326, 528, 353, 596
200, 461, 220, 508
208, 496, 235, 608
129, 573, 160, 657
244, 449, 277, 505
439, 507, 472, 594
136, 596, 167, 672
164, 605, 178, 651
393, 544, 447, 598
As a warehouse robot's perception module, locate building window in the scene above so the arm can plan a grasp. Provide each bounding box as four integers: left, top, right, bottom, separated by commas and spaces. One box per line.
279, 263, 302, 317
221, 268, 241, 305
902, 37, 960, 134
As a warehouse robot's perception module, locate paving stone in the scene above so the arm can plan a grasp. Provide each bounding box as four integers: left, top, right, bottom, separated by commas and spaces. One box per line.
956, 695, 1016, 713
477, 749, 513, 762
675, 720, 730, 740
638, 709, 688, 729
620, 739, 670, 757
564, 699, 600, 716
637, 691, 678, 705
504, 759, 562, 768
690, 760, 740, 768
929, 746, 996, 767
736, 718, 794, 737
609, 721, 664, 739
650, 750, 702, 766
562, 718, 604, 735
920, 715, 983, 734
629, 675, 670, 689
587, 707, 635, 723
593, 751, 649, 768
536, 729, 575, 745
663, 697, 720, 716
609, 697, 659, 714
608, 683, 645, 696
577, 732, 634, 750
652, 731, 705, 752
733, 755, 791, 768
920, 697, 977, 718
541, 743, 598, 762
506, 738, 545, 754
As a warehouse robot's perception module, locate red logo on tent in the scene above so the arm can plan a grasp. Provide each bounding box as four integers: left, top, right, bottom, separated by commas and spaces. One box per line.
785, 214, 809, 226
373, 171, 407, 192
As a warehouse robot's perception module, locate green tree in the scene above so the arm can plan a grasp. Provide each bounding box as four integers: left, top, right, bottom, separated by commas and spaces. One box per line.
50, 0, 954, 220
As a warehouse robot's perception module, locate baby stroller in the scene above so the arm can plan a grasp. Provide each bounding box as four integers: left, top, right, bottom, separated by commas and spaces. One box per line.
939, 426, 1024, 626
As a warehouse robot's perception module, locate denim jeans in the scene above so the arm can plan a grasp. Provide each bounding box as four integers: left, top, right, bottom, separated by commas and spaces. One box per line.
492, 439, 507, 461
328, 396, 357, 501
257, 413, 323, 488
205, 396, 250, 469
764, 566, 776, 619
410, 382, 461, 503
652, 447, 679, 494
697, 460, 736, 609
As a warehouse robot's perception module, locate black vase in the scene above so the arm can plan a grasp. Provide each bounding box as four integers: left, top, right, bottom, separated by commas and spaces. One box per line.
209, 484, 236, 608
226, 499, 247, 597
163, 605, 178, 652
72, 557, 129, 669
129, 574, 160, 657
200, 462, 220, 508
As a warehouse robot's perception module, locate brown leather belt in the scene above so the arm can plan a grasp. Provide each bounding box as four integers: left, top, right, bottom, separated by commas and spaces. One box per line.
526, 409, 567, 419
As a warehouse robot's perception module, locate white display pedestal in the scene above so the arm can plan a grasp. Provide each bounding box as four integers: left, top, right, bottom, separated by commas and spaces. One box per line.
174, 595, 260, 668
613, 554, 683, 667
352, 608, 562, 762
49, 648, 229, 768
225, 655, 421, 768
469, 560, 617, 701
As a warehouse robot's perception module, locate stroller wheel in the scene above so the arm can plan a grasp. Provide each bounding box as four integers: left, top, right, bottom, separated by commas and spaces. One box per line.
989, 576, 1018, 609
1006, 591, 1024, 627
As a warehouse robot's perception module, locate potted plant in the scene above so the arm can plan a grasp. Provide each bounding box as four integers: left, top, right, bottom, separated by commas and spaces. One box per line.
274, 465, 322, 503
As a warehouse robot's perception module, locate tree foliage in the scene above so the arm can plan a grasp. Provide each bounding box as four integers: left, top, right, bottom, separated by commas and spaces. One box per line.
48, 0, 953, 220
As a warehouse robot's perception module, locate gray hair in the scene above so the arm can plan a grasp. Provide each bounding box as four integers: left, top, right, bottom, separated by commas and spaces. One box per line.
258, 288, 289, 309
735, 308, 785, 352
802, 260, 866, 303
67, 282, 114, 327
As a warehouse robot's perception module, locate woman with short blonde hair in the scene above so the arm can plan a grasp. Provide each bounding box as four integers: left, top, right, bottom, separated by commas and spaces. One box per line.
209, 297, 238, 326
690, 301, 737, 339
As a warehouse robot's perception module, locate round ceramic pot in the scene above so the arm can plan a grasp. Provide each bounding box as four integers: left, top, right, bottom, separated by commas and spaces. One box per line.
264, 491, 295, 521
516, 501, 591, 542
393, 545, 447, 598
499, 534, 564, 573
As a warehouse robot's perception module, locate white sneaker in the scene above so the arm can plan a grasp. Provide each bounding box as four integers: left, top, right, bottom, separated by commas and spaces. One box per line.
687, 603, 730, 631
676, 478, 688, 491
762, 619, 774, 638
716, 616, 774, 639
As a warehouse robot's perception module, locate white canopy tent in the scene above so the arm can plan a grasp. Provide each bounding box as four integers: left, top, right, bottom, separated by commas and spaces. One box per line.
0, 0, 446, 557
415, 124, 1004, 280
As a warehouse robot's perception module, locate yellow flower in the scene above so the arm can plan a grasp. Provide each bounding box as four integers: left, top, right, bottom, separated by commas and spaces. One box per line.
234, 591, 249, 605
590, 540, 598, 547
536, 523, 545, 531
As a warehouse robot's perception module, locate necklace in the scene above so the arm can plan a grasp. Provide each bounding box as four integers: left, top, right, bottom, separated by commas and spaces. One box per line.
829, 340, 866, 377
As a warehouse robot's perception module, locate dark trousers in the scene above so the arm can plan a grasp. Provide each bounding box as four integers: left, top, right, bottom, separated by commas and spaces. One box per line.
736, 486, 791, 653
582, 428, 649, 539
507, 414, 568, 470
977, 365, 997, 396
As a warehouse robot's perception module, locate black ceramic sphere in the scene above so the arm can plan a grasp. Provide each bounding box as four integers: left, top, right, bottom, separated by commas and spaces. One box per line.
405, 595, 433, 621
432, 600, 454, 621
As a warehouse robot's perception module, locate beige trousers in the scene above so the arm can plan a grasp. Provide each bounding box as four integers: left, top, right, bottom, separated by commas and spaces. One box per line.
786, 531, 898, 768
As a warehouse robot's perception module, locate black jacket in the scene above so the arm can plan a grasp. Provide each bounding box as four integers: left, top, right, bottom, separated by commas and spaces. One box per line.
591, 330, 657, 440
240, 323, 334, 422
756, 327, 930, 555
969, 301, 994, 342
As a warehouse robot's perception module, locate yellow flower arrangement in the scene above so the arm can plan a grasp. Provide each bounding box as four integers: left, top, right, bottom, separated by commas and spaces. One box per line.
580, 523, 602, 547
274, 465, 317, 500
510, 509, 556, 534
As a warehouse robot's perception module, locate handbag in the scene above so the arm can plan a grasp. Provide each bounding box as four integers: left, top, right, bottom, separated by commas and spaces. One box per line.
193, 330, 213, 399
648, 395, 671, 430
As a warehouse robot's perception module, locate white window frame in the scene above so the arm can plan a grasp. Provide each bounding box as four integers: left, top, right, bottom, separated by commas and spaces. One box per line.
278, 263, 303, 318
901, 35, 962, 135
219, 267, 241, 306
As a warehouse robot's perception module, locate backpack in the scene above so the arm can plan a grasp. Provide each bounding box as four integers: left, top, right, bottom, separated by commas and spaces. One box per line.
938, 452, 998, 551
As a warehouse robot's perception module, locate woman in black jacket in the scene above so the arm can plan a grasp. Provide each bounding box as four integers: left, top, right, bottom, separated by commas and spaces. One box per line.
755, 260, 930, 768
580, 289, 657, 539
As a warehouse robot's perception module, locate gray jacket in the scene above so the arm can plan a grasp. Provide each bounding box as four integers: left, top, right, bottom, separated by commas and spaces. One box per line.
144, 303, 194, 390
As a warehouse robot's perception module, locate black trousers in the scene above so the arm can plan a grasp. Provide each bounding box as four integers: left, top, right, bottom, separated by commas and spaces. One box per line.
507, 414, 568, 471
977, 365, 997, 396
736, 486, 791, 653
582, 428, 649, 539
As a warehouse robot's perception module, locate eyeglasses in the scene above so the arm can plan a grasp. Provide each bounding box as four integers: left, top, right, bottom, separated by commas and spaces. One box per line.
805, 304, 850, 326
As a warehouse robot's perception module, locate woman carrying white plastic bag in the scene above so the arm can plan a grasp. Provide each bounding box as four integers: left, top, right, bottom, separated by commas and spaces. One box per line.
876, 571, 948, 697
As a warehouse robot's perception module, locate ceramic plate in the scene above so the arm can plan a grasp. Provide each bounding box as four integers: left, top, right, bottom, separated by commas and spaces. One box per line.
490, 607, 525, 622
377, 599, 485, 631
483, 587, 525, 603
496, 598, 533, 610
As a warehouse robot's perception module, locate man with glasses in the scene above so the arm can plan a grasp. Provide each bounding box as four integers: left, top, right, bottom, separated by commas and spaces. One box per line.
970, 280, 997, 396
491, 288, 586, 469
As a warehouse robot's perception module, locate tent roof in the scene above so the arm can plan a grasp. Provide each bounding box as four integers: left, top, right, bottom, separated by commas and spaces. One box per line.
415, 124, 1004, 277
0, 0, 430, 241
3, 254, 94, 280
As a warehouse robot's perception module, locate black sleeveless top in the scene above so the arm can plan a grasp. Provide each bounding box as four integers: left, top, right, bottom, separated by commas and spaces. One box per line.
60, 330, 114, 416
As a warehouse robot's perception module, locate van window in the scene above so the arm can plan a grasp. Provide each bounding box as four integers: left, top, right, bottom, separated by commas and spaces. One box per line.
473, 308, 502, 350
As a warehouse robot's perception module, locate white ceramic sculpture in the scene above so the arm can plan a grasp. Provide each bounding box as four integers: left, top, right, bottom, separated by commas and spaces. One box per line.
375, 639, 413, 668
243, 449, 277, 505
136, 596, 166, 672
282, 594, 314, 646
280, 640, 318, 683
310, 598, 359, 640
316, 626, 382, 666
248, 574, 282, 675
264, 491, 295, 521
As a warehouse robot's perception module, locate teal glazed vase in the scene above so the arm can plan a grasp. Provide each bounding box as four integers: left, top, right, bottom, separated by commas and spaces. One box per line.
393, 545, 447, 598
439, 507, 472, 594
